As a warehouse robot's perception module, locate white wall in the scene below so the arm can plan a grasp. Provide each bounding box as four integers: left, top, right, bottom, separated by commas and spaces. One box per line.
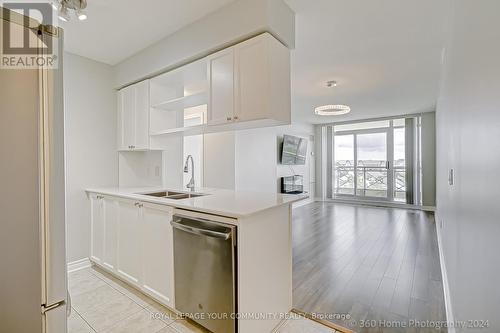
113, 0, 295, 88
183, 135, 204, 188
203, 123, 314, 194
118, 151, 162, 187
436, 0, 500, 331
234, 127, 277, 193
203, 131, 236, 190
64, 52, 117, 263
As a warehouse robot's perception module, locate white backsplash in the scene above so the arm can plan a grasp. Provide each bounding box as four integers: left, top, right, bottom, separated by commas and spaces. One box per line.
118, 151, 163, 187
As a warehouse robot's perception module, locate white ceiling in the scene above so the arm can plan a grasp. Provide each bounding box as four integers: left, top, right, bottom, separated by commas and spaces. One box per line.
61, 0, 234, 65
285, 0, 449, 124
62, 0, 450, 124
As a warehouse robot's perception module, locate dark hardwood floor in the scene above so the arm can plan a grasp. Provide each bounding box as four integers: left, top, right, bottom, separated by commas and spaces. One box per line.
292, 202, 447, 333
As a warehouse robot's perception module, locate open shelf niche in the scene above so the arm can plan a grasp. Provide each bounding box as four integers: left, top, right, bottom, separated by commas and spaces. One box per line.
149, 58, 208, 136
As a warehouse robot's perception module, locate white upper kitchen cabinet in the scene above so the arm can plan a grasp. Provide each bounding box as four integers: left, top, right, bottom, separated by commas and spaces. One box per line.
117, 80, 150, 151
234, 33, 290, 124
119, 33, 290, 139
141, 203, 175, 308
207, 33, 291, 128
207, 48, 235, 125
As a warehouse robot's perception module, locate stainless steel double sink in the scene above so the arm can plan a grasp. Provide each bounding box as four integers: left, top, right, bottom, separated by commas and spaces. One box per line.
137, 190, 207, 200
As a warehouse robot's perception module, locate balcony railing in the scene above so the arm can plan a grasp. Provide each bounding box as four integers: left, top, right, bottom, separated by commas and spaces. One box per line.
334, 165, 406, 200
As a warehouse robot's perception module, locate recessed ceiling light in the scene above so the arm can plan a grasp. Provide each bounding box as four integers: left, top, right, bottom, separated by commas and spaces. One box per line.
77, 9, 87, 20
314, 104, 351, 116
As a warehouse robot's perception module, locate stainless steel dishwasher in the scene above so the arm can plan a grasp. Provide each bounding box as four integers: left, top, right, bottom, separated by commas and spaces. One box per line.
171, 212, 236, 333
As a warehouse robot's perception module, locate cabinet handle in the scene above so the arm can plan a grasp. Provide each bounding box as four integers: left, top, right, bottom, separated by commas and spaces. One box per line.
226, 117, 232, 121
96, 195, 104, 200
134, 202, 143, 207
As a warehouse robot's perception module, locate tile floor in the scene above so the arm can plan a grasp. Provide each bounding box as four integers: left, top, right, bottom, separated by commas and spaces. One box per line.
68, 265, 338, 333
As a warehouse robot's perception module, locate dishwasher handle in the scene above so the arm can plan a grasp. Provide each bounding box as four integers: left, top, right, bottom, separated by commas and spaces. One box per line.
171, 220, 232, 240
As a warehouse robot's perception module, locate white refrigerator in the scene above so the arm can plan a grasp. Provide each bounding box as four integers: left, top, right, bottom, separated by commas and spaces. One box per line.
0, 8, 68, 333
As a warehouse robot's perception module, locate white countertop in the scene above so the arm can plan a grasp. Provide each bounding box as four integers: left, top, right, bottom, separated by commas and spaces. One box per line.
85, 186, 307, 218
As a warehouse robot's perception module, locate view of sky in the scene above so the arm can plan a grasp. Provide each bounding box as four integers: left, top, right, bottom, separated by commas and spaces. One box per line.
334, 127, 405, 164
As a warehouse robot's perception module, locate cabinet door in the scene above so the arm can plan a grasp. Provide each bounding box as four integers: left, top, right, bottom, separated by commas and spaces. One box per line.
117, 92, 126, 151
102, 197, 118, 272
90, 194, 104, 264
134, 80, 150, 150
207, 48, 234, 125
117, 200, 142, 285
119, 85, 136, 150
234, 35, 269, 122
141, 203, 175, 307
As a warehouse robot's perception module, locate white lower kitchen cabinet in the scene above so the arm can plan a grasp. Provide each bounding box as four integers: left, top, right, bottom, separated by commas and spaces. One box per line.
102, 197, 118, 271
116, 199, 142, 284
88, 188, 298, 333
90, 193, 104, 264
90, 194, 119, 271
141, 203, 175, 308
89, 195, 175, 309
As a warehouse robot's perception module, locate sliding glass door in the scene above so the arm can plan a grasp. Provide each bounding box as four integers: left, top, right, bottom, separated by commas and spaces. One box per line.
356, 131, 389, 199
333, 119, 407, 202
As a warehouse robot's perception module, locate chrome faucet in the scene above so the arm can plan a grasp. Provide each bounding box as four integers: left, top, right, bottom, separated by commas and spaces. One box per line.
183, 155, 195, 191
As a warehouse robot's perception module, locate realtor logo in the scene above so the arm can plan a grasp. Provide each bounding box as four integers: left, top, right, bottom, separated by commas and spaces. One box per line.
1, 2, 59, 69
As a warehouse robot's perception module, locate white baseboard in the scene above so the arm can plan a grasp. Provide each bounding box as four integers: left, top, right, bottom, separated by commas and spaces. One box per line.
67, 257, 92, 273
435, 212, 456, 333
318, 197, 436, 212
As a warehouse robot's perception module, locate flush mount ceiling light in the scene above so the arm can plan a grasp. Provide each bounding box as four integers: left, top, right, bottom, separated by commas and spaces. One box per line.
326, 80, 337, 88
314, 104, 351, 116
52, 0, 88, 21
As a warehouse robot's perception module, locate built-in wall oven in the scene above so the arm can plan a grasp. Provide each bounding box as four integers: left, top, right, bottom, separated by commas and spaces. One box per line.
171, 210, 237, 333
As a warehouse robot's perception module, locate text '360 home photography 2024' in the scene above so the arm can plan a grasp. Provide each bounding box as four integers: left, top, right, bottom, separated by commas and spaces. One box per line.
1, 0, 499, 332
